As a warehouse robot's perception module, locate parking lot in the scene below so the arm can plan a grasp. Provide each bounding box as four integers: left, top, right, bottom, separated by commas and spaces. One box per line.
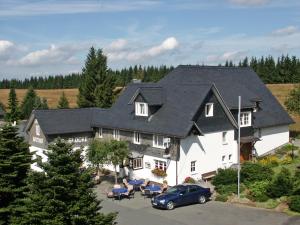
95, 185, 300, 225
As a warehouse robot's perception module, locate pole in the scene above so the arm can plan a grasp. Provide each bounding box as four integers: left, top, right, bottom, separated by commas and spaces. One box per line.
238, 96, 241, 199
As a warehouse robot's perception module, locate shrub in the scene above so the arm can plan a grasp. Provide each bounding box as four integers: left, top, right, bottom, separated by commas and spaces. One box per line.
215, 194, 228, 202
100, 168, 110, 175
184, 177, 196, 183
275, 144, 294, 157
241, 162, 273, 184
280, 155, 293, 165
289, 195, 300, 212
267, 167, 294, 198
247, 181, 270, 202
151, 168, 167, 177
216, 184, 245, 195
212, 168, 237, 186
258, 155, 279, 167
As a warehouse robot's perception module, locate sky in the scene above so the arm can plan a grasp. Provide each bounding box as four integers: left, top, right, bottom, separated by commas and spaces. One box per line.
0, 0, 300, 79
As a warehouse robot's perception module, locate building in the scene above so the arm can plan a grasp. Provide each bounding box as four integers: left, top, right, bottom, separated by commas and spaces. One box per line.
25, 66, 294, 185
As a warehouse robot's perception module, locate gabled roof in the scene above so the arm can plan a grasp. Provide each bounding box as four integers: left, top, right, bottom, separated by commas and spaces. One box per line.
26, 108, 105, 135
129, 87, 164, 106
159, 65, 294, 128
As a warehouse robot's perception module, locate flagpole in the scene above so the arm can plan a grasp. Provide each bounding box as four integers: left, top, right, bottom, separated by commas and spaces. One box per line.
238, 96, 241, 199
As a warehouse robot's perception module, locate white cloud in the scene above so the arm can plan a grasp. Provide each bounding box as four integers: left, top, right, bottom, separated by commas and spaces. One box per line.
106, 37, 179, 62
229, 0, 270, 6
0, 40, 14, 54
13, 44, 82, 66
106, 39, 128, 51
206, 51, 247, 63
271, 25, 299, 36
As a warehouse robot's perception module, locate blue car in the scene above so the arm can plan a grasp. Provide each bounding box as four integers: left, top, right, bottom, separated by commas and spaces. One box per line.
151, 184, 211, 210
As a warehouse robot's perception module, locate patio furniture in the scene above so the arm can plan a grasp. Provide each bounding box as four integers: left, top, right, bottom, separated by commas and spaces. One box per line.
112, 187, 128, 200
145, 185, 161, 196
128, 179, 144, 191
143, 189, 153, 199
121, 189, 135, 199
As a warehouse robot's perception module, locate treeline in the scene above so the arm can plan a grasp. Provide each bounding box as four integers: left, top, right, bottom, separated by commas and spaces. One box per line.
0, 65, 174, 89
225, 55, 300, 84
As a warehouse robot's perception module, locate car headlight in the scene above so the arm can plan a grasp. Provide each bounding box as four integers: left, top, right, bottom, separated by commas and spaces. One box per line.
159, 199, 166, 204
151, 197, 154, 201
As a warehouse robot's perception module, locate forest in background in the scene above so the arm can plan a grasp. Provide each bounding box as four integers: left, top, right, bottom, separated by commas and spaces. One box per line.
1, 55, 300, 89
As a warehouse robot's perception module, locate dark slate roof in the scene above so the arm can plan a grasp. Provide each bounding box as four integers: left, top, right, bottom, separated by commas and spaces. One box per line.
92, 82, 213, 137
32, 108, 105, 135
132, 87, 164, 105
159, 65, 294, 128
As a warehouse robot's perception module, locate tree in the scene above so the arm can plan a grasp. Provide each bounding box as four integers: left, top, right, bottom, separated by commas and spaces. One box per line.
0, 125, 32, 224
11, 139, 116, 225
77, 47, 115, 108
106, 140, 129, 184
285, 85, 300, 115
5, 88, 20, 122
57, 92, 69, 109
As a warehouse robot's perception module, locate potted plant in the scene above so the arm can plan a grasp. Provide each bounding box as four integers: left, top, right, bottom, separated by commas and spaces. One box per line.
151, 168, 167, 177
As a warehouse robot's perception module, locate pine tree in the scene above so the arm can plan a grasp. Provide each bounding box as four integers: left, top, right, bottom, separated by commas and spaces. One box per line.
285, 85, 300, 115
57, 92, 69, 109
20, 87, 38, 119
11, 139, 116, 225
0, 125, 32, 224
5, 88, 20, 122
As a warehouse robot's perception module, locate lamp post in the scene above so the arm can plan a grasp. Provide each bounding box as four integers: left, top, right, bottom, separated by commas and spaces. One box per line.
237, 96, 241, 199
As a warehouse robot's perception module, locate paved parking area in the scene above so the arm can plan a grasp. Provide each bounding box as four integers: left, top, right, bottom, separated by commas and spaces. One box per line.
95, 186, 300, 225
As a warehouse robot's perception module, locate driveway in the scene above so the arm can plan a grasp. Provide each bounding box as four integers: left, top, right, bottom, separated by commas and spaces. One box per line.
95, 186, 300, 225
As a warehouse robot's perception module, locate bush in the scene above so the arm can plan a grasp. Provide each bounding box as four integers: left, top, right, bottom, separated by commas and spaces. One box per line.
280, 155, 293, 165
289, 195, 300, 212
267, 167, 294, 198
241, 162, 273, 184
247, 181, 270, 202
212, 168, 237, 186
184, 177, 196, 183
258, 155, 279, 167
215, 194, 228, 202
216, 184, 245, 195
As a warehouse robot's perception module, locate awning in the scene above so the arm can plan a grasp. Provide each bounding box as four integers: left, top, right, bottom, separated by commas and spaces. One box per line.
240, 136, 260, 143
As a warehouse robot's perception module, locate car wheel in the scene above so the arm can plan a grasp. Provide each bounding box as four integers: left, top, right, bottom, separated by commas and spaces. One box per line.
198, 195, 206, 204
166, 201, 175, 210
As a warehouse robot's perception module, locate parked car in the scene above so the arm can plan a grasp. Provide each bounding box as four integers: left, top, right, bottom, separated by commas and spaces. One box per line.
151, 184, 211, 210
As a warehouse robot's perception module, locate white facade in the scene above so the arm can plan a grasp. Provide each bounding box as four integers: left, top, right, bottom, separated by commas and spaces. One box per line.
178, 130, 237, 183
254, 125, 290, 156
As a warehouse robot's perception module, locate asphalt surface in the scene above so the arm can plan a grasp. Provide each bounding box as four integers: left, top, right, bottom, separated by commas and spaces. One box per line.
97, 190, 300, 225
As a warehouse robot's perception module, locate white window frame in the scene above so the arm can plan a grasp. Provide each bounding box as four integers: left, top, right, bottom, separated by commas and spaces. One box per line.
36, 124, 40, 136
205, 103, 214, 117
240, 111, 251, 127
133, 131, 141, 144
135, 102, 148, 117
132, 158, 143, 170
98, 128, 103, 138
222, 131, 228, 145
191, 161, 196, 172
153, 135, 165, 149
154, 160, 167, 171
113, 129, 120, 140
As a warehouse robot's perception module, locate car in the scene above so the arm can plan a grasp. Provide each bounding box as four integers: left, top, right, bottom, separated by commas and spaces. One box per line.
151, 184, 211, 210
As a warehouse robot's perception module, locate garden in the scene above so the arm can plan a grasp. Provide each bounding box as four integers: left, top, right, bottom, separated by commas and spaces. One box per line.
213, 144, 300, 214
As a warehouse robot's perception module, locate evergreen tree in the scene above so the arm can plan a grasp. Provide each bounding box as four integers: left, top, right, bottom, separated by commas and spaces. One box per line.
12, 139, 116, 225
5, 88, 20, 122
0, 125, 32, 224
20, 87, 38, 119
285, 85, 300, 115
57, 92, 69, 109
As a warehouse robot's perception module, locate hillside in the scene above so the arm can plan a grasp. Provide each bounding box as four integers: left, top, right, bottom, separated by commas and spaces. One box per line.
0, 84, 299, 132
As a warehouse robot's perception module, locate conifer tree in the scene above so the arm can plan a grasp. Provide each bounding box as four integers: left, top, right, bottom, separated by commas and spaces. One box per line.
285, 85, 300, 115
5, 88, 20, 122
20, 87, 38, 119
11, 139, 116, 225
57, 92, 69, 109
0, 125, 32, 224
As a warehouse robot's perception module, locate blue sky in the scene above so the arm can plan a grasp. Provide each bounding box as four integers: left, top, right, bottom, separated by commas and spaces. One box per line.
0, 0, 300, 79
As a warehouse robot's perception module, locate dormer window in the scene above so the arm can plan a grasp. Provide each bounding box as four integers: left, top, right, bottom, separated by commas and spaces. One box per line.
240, 112, 251, 127
205, 103, 214, 117
135, 102, 148, 117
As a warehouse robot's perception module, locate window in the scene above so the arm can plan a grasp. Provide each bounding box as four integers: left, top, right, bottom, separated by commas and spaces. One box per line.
113, 129, 120, 140
132, 158, 143, 169
153, 135, 170, 149
222, 131, 227, 144
98, 128, 103, 138
191, 161, 196, 172
229, 154, 232, 162
205, 103, 214, 117
222, 155, 226, 162
240, 112, 251, 127
133, 132, 141, 144
135, 102, 148, 116
36, 124, 40, 136
154, 160, 167, 171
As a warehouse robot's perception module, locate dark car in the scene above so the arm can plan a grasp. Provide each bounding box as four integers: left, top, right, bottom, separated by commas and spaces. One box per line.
151, 184, 211, 210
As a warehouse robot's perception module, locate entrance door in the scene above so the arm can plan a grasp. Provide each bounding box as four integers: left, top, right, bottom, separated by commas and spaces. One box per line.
240, 143, 252, 162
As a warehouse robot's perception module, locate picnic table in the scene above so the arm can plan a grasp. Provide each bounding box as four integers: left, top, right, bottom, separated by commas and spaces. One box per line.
112, 187, 128, 200
145, 185, 161, 192
128, 179, 144, 190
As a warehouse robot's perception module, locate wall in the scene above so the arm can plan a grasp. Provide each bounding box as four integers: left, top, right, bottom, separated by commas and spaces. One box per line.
28, 119, 48, 149
178, 130, 237, 182
254, 125, 289, 156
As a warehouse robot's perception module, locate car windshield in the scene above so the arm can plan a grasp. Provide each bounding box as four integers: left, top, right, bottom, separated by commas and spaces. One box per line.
165, 186, 184, 194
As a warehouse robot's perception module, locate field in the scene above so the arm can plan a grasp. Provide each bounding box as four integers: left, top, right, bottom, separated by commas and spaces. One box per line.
0, 84, 299, 132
